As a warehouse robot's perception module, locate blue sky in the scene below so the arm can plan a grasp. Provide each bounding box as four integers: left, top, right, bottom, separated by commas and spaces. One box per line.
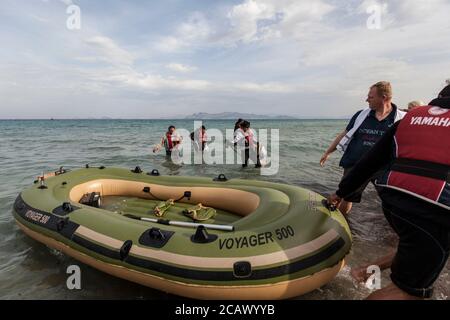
0, 0, 449, 118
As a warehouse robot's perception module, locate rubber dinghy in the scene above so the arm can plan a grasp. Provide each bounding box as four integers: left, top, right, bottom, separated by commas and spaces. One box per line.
13, 166, 352, 300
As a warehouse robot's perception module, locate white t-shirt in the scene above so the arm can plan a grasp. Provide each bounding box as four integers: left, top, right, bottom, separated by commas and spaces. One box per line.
232, 128, 257, 144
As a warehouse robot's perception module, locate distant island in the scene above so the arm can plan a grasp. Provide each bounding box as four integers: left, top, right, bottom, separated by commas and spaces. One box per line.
0, 114, 351, 120
184, 112, 298, 120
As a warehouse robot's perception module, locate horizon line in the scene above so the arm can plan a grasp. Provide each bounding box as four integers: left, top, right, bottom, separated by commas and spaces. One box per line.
0, 117, 350, 121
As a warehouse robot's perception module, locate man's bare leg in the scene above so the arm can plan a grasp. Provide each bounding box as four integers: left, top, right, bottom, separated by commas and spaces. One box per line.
338, 200, 353, 215
351, 251, 396, 283
366, 283, 422, 300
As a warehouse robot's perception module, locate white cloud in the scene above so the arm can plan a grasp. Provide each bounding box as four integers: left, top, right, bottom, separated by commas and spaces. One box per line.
96, 68, 298, 94
155, 36, 184, 52
227, 0, 334, 43
84, 36, 134, 67
227, 0, 275, 43
78, 36, 295, 93
384, 0, 448, 25
155, 12, 212, 52
166, 63, 197, 73
59, 0, 73, 5
106, 71, 212, 91
156, 0, 335, 50
298, 2, 450, 67
178, 12, 212, 41
29, 14, 49, 23
228, 81, 297, 93
357, 0, 449, 29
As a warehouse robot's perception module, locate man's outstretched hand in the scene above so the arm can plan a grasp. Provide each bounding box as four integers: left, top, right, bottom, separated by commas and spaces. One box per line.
326, 193, 342, 211
320, 152, 331, 167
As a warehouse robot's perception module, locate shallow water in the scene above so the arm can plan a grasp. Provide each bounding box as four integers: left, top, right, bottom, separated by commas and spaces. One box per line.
0, 119, 448, 300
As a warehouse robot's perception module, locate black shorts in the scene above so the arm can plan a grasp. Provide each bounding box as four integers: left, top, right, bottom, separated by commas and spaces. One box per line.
340, 167, 372, 203
380, 189, 450, 298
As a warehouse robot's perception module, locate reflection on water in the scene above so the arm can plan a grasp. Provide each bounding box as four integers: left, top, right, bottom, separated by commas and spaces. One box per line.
0, 119, 448, 300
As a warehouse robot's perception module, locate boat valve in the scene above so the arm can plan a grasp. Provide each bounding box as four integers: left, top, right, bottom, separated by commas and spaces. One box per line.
119, 240, 133, 261
55, 166, 66, 175
56, 217, 69, 232
131, 166, 143, 173
38, 175, 48, 189
233, 261, 252, 278
191, 225, 218, 243
213, 174, 228, 182
62, 202, 73, 213
148, 228, 165, 240
147, 169, 160, 176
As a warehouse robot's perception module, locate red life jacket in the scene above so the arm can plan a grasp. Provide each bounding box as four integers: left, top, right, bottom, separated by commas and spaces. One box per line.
376, 106, 450, 210
199, 130, 207, 142
165, 132, 173, 151
245, 129, 255, 147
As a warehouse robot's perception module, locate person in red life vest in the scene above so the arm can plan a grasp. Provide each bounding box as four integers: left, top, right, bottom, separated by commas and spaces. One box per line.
232, 119, 244, 150
234, 118, 244, 133
327, 83, 450, 300
232, 120, 262, 168
190, 125, 207, 152
153, 125, 182, 156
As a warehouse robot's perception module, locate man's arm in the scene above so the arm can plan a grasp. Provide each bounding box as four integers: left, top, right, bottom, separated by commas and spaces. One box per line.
335, 122, 399, 199
232, 130, 245, 144
250, 129, 258, 144
320, 110, 362, 167
153, 136, 165, 153
320, 130, 347, 166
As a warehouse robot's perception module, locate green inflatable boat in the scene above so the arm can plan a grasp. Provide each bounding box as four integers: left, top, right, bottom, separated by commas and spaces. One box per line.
13, 166, 352, 299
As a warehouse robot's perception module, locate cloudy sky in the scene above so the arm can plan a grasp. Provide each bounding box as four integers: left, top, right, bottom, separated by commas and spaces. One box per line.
0, 0, 449, 119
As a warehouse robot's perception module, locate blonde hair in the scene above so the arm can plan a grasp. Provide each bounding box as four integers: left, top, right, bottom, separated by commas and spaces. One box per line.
371, 81, 393, 99
408, 100, 425, 110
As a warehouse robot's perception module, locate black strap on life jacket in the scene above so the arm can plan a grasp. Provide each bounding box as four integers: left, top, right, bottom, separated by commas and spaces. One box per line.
391, 158, 450, 182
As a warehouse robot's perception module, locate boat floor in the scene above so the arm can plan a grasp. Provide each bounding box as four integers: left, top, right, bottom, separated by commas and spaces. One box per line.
100, 196, 240, 225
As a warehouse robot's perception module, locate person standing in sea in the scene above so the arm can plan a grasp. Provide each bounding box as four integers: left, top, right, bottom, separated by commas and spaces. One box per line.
153, 125, 182, 156
320, 81, 406, 214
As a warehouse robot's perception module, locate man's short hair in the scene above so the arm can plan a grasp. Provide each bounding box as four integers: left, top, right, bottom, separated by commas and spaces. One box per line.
241, 120, 250, 129
408, 100, 424, 109
371, 81, 393, 99
438, 84, 450, 98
